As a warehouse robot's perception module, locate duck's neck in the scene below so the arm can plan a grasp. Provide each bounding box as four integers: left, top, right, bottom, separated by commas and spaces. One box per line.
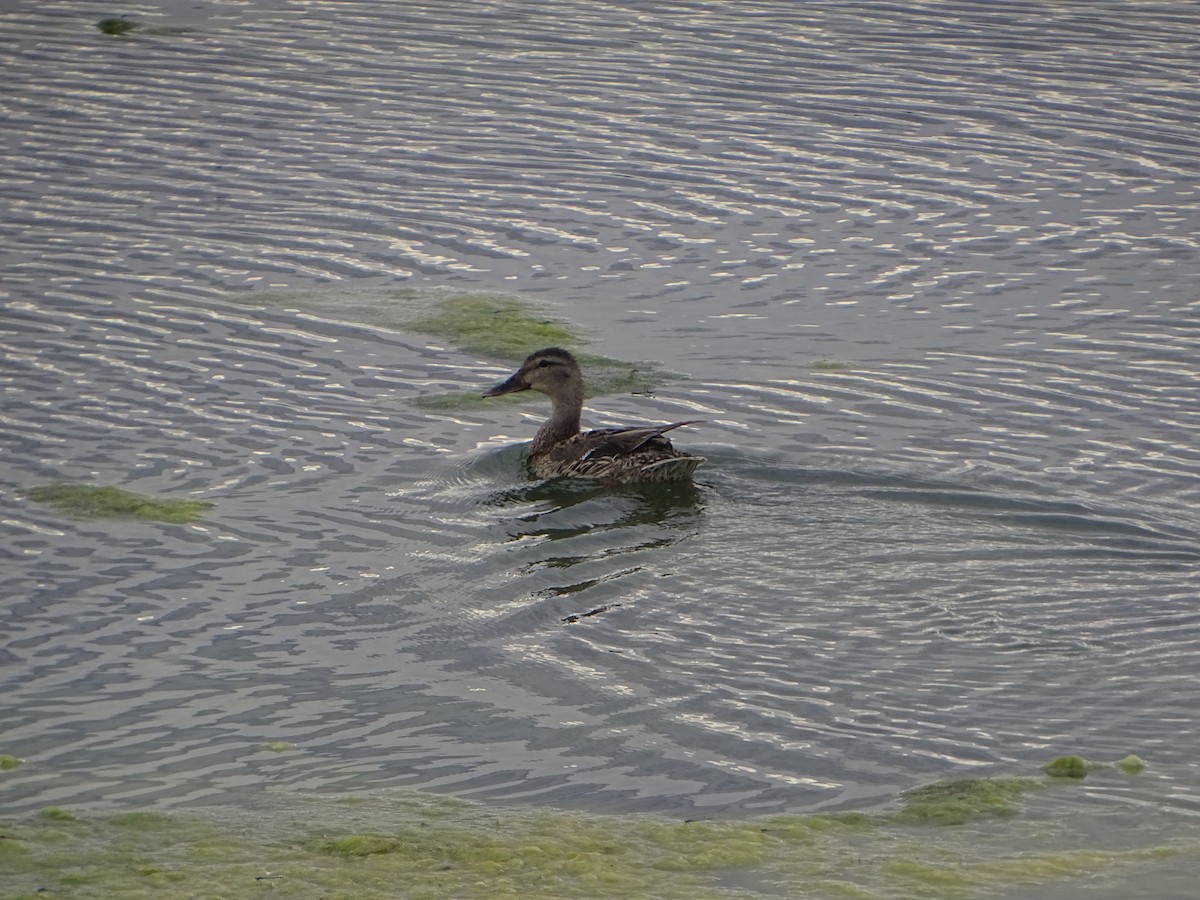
531, 387, 582, 454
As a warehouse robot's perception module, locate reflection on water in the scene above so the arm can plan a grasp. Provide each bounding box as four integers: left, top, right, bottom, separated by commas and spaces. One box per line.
498, 476, 704, 543
503, 479, 705, 608
1, 10, 1199, 881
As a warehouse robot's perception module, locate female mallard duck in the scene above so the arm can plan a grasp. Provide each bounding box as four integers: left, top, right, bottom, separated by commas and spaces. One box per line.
483, 347, 704, 482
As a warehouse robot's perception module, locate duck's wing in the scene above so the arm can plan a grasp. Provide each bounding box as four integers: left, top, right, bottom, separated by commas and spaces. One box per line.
578, 421, 699, 460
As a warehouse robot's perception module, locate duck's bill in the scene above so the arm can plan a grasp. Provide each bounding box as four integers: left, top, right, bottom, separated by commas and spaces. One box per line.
483, 374, 529, 398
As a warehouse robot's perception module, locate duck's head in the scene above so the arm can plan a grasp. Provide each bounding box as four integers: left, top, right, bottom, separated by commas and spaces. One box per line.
483, 347, 581, 399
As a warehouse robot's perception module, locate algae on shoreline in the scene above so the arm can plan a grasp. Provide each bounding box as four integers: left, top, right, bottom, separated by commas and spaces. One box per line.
0, 760, 1190, 900
891, 777, 1044, 826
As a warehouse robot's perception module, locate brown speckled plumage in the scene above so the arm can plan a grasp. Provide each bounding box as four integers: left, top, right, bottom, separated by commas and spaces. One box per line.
483, 348, 704, 482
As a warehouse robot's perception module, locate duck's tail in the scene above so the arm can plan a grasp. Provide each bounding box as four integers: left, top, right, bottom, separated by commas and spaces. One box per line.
639, 454, 706, 481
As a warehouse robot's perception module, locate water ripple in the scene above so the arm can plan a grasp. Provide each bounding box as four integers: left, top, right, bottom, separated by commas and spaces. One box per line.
1, 0, 1199, 820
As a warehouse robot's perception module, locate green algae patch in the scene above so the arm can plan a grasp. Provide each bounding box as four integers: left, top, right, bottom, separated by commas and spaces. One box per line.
1044, 755, 1101, 779
96, 17, 201, 36
408, 293, 670, 409
409, 293, 576, 362
301, 811, 719, 899
109, 811, 175, 830
316, 833, 404, 857
2, 775, 1196, 900
892, 777, 1044, 826
39, 807, 75, 823
0, 754, 21, 770
97, 16, 140, 34
265, 741, 297, 753
907, 845, 1186, 899
884, 858, 972, 889
644, 820, 771, 871
760, 811, 872, 843
26, 484, 214, 524
879, 847, 1166, 897
235, 288, 678, 410
1118, 754, 1147, 775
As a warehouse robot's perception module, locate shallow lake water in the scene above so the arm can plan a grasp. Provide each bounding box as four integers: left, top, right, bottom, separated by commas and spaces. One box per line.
2, 0, 1200, 895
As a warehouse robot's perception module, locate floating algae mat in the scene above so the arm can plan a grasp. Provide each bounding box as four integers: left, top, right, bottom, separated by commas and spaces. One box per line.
26, 484, 213, 524
407, 293, 577, 362
891, 776, 1045, 826
95, 16, 202, 36
244, 287, 578, 362
238, 288, 673, 410
97, 16, 140, 34
2, 769, 1196, 900
405, 292, 670, 409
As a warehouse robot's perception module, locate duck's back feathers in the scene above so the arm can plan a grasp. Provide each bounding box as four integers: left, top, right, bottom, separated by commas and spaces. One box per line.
579, 421, 698, 461
534, 421, 704, 482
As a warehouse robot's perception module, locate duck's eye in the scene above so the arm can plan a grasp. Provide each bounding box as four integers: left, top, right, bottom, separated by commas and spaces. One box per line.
536, 359, 552, 368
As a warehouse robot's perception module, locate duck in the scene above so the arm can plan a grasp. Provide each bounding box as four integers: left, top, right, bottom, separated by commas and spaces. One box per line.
483, 347, 704, 482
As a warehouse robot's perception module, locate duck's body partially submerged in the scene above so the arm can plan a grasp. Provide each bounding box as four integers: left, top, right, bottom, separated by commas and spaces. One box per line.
484, 347, 704, 483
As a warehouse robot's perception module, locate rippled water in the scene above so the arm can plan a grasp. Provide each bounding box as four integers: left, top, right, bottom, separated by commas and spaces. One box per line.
2, 0, 1199, 841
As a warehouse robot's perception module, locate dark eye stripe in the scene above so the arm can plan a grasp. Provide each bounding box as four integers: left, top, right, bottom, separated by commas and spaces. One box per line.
527, 347, 575, 367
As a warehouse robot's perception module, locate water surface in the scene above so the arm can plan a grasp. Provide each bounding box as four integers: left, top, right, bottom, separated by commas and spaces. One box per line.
2, 1, 1199, 868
